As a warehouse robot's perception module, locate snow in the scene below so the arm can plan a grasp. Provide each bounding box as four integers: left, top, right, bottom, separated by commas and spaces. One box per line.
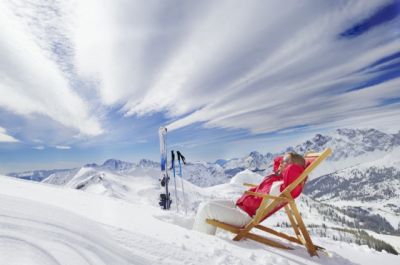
330, 199, 400, 229
0, 195, 145, 265
308, 148, 400, 229
366, 231, 400, 252
333, 147, 400, 174
322, 238, 399, 265
229, 169, 264, 185
1, 174, 399, 264
310, 147, 400, 179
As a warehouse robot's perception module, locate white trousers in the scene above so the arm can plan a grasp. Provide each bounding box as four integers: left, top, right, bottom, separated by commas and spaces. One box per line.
192, 200, 252, 235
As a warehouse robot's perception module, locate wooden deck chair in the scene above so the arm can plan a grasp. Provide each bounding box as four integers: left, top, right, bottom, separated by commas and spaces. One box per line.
206, 148, 332, 256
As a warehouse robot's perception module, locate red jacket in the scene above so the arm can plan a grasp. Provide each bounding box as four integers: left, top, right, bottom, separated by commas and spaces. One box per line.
236, 162, 305, 217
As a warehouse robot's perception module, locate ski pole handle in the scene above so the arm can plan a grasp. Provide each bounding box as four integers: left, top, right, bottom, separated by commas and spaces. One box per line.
170, 150, 175, 170
177, 151, 186, 165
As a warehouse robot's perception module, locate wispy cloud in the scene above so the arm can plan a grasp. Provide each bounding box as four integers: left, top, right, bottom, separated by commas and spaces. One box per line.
72, 0, 399, 135
33, 146, 45, 150
0, 127, 19, 142
55, 145, 71, 150
0, 0, 103, 137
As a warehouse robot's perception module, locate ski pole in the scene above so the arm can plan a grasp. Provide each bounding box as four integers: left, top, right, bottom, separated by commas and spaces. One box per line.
177, 151, 187, 215
171, 150, 179, 212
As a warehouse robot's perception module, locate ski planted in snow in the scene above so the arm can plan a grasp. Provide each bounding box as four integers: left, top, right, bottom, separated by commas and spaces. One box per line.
159, 127, 172, 210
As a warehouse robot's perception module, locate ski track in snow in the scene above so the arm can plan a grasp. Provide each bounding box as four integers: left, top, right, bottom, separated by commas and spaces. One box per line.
0, 195, 148, 265
0, 236, 61, 265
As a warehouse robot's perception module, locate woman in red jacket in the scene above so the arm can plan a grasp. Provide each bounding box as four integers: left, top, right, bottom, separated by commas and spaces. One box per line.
193, 152, 305, 235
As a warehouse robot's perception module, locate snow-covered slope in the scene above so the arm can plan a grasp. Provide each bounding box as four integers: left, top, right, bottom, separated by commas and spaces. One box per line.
7, 168, 77, 182
0, 194, 143, 265
304, 148, 400, 235
41, 168, 80, 185
178, 162, 227, 187
43, 162, 209, 213
1, 174, 399, 265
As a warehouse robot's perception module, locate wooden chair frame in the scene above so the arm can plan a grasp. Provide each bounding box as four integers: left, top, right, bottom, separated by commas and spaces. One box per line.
206, 148, 332, 256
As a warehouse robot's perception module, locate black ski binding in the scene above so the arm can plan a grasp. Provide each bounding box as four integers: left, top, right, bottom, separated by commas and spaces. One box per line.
159, 193, 172, 209
160, 176, 169, 187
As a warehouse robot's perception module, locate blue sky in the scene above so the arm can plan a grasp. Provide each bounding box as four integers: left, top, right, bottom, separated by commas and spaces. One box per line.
0, 0, 400, 173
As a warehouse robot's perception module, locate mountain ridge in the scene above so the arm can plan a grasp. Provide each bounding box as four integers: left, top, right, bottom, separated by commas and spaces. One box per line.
8, 128, 400, 186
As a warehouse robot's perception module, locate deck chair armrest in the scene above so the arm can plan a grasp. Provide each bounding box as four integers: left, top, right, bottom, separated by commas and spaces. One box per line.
243, 183, 257, 187
244, 191, 288, 201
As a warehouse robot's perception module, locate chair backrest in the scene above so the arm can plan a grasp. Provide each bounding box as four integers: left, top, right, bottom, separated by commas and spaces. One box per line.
258, 148, 332, 222
305, 157, 316, 168
281, 148, 332, 196
302, 155, 318, 185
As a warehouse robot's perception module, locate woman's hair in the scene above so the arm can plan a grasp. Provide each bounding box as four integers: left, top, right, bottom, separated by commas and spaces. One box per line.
285, 152, 305, 168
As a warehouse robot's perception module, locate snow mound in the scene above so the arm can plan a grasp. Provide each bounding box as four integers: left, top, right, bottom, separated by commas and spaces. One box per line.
230, 169, 264, 185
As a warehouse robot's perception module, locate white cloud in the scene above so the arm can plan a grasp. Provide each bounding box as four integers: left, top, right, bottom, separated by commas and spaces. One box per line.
72, 0, 398, 135
73, 0, 148, 106
162, 1, 399, 133
0, 1, 103, 137
55, 145, 71, 150
0, 127, 19, 143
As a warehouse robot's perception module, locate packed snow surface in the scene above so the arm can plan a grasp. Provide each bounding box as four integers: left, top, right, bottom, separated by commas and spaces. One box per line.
0, 174, 399, 265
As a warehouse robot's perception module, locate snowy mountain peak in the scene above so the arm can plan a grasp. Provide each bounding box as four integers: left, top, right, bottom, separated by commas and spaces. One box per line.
84, 163, 98, 168
137, 159, 159, 168
336, 128, 359, 137
312, 133, 332, 146
214, 159, 228, 166
101, 159, 135, 171
332, 128, 395, 148
248, 150, 262, 158
244, 151, 268, 170
293, 128, 400, 160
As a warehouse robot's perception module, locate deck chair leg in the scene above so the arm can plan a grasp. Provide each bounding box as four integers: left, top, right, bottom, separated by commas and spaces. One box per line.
245, 233, 292, 250
233, 221, 254, 241
289, 201, 318, 256
284, 205, 302, 241
255, 225, 302, 244
207, 219, 292, 250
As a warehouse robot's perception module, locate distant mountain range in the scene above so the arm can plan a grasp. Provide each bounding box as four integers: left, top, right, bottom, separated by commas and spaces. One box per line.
8, 128, 400, 186
223, 128, 400, 172
8, 168, 76, 182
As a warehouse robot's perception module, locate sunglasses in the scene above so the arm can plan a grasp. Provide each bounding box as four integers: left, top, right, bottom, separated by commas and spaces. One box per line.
282, 156, 290, 164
